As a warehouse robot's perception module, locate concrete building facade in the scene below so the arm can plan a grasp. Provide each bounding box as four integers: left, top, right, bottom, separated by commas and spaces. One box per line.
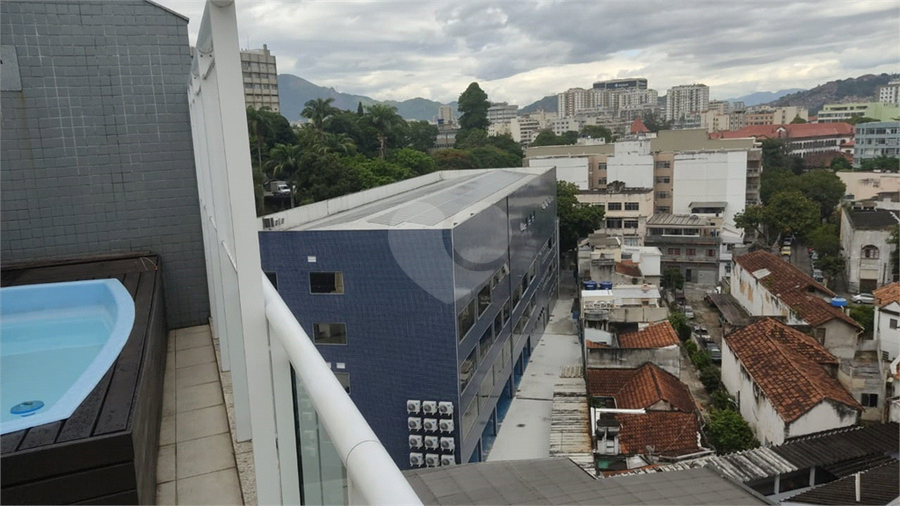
258, 168, 560, 469
817, 102, 900, 123
487, 102, 518, 125
576, 188, 654, 246
665, 84, 709, 123
240, 45, 279, 112
840, 209, 899, 293
853, 121, 900, 166
879, 80, 900, 104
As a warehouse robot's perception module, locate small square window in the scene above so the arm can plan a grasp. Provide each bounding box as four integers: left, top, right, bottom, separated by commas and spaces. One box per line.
310, 272, 344, 294
890, 319, 898, 329
861, 393, 879, 407
313, 323, 347, 345
607, 202, 622, 211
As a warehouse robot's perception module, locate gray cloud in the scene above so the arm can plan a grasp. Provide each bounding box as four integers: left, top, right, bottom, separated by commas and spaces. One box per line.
158, 0, 899, 104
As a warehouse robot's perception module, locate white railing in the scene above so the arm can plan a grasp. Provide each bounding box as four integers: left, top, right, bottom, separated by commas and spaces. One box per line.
262, 275, 422, 505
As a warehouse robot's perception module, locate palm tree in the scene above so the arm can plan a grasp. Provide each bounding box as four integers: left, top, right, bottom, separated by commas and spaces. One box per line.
246, 106, 274, 169
364, 104, 403, 159
266, 143, 303, 179
301, 98, 340, 140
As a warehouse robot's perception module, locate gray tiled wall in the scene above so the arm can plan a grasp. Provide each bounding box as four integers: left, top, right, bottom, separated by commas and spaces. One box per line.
0, 1, 209, 328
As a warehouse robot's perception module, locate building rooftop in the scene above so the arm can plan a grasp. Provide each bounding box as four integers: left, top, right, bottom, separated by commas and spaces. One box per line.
615, 260, 643, 279
647, 213, 716, 226
617, 321, 680, 348
874, 282, 900, 307
784, 459, 899, 505
844, 209, 900, 230
689, 201, 727, 209
404, 458, 772, 505
262, 168, 550, 232
734, 251, 861, 329
587, 363, 696, 413
712, 123, 854, 140
724, 318, 861, 423
614, 412, 704, 458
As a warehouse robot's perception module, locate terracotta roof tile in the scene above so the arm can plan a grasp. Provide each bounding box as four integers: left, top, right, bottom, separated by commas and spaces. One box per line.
615, 412, 703, 457
615, 260, 643, 278
630, 118, 650, 134
874, 282, 900, 307
618, 321, 680, 348
734, 250, 862, 329
586, 363, 696, 413
724, 318, 861, 422
712, 122, 854, 140
586, 340, 609, 349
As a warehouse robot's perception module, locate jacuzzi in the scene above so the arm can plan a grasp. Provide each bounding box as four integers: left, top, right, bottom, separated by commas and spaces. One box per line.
0, 280, 135, 435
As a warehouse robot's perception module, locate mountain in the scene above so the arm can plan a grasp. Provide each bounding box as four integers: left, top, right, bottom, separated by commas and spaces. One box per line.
723, 89, 805, 107
766, 73, 898, 114
277, 74, 456, 122
520, 95, 558, 114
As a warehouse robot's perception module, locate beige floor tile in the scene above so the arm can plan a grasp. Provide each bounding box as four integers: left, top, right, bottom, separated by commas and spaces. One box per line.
176, 325, 211, 336
176, 345, 215, 369
159, 415, 176, 446
176, 381, 223, 413
176, 433, 235, 480
176, 468, 243, 506
176, 361, 220, 390
176, 331, 212, 352
157, 444, 176, 484
177, 404, 229, 442
156, 480, 176, 505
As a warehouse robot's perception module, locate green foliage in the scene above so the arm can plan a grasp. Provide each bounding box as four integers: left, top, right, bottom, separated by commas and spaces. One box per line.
816, 254, 845, 280
735, 205, 771, 244
530, 130, 577, 147
830, 156, 852, 171
468, 146, 522, 168
794, 170, 846, 219
557, 181, 605, 252
761, 139, 791, 173
859, 156, 900, 173
406, 120, 438, 152
690, 347, 712, 371
807, 223, 841, 257
363, 104, 406, 159
710, 389, 736, 411
581, 125, 613, 142
669, 312, 691, 342
457, 82, 490, 131
699, 365, 721, 393
390, 148, 436, 176
662, 267, 685, 290
432, 149, 479, 171
790, 115, 807, 124
765, 191, 820, 239
454, 128, 489, 149
560, 131, 579, 145
849, 305, 875, 338
486, 134, 524, 162
706, 408, 760, 454
846, 116, 880, 125
640, 111, 672, 132
266, 143, 303, 179
684, 339, 698, 355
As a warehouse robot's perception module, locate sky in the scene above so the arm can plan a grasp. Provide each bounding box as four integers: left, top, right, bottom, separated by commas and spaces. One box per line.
157, 0, 900, 106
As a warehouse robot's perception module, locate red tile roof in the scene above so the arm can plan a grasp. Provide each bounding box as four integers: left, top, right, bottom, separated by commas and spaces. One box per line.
615, 412, 703, 457
874, 282, 900, 308
587, 363, 696, 413
711, 122, 853, 140
734, 250, 862, 329
615, 260, 643, 278
724, 318, 861, 422
586, 340, 610, 349
630, 118, 650, 134
618, 321, 680, 348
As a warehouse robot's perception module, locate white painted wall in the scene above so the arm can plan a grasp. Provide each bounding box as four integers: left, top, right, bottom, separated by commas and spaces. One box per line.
671, 150, 747, 228
876, 302, 900, 361
840, 211, 894, 292
785, 400, 859, 440
530, 157, 590, 190
731, 262, 802, 323
607, 141, 654, 188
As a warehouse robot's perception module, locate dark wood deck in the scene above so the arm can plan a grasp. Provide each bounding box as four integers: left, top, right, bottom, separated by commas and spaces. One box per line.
1, 253, 168, 505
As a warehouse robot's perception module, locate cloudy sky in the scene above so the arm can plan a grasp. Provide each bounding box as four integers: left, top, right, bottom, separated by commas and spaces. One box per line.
158, 0, 899, 105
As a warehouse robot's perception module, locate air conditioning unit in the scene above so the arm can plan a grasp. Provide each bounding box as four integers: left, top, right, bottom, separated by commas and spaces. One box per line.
423, 418, 438, 432
408, 417, 422, 431
424, 436, 439, 449
438, 401, 454, 416
424, 453, 441, 467
440, 437, 455, 452
440, 455, 455, 466
422, 401, 438, 414
439, 419, 454, 433
406, 400, 421, 414
408, 435, 423, 449
409, 453, 424, 467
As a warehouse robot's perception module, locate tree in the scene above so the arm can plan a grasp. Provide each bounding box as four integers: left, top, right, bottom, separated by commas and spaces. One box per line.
790, 115, 807, 124
364, 104, 404, 159
432, 149, 478, 171
357, 101, 364, 116
407, 120, 438, 152
735, 205, 771, 244
640, 111, 671, 132
706, 409, 759, 454
557, 180, 605, 252
457, 82, 490, 131
760, 138, 791, 172
795, 170, 846, 219
849, 305, 875, 339
266, 143, 303, 179
662, 267, 686, 290
529, 130, 562, 147
668, 312, 691, 341
581, 125, 613, 142
766, 191, 820, 239
560, 130, 579, 145
454, 128, 489, 149
390, 148, 436, 176
830, 156, 852, 171
246, 106, 275, 170
301, 98, 340, 139
485, 133, 524, 163
846, 116, 879, 125
468, 146, 522, 168
859, 156, 900, 173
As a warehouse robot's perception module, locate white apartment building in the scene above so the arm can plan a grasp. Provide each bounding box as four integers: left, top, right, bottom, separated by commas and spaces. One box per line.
874, 283, 900, 361
879, 80, 900, 104
840, 209, 898, 293
557, 88, 593, 118
671, 150, 748, 228
576, 188, 655, 246
743, 106, 808, 126
665, 84, 709, 123
437, 104, 454, 126
528, 156, 591, 190
241, 44, 279, 112
552, 117, 583, 136
487, 102, 518, 124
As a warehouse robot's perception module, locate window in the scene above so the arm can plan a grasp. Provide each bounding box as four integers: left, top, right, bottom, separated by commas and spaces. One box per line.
494, 311, 503, 336
815, 327, 826, 343
656, 191, 670, 199
687, 248, 696, 256
458, 299, 476, 341
891, 319, 899, 329
707, 249, 716, 257
624, 202, 639, 211
460, 349, 477, 393
862, 245, 880, 259
479, 328, 493, 359
667, 248, 681, 256
492, 263, 509, 288
861, 393, 879, 407
655, 176, 670, 184
655, 161, 671, 169
309, 272, 344, 294
606, 218, 623, 229
334, 372, 350, 394
597, 178, 607, 186
657, 206, 670, 213
477, 284, 491, 316
597, 163, 607, 171
624, 219, 639, 229
594, 203, 605, 211
462, 397, 478, 438
313, 323, 347, 345
607, 202, 622, 211
502, 299, 510, 324
512, 285, 522, 309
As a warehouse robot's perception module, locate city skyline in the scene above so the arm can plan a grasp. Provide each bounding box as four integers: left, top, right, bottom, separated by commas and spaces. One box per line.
159, 0, 899, 106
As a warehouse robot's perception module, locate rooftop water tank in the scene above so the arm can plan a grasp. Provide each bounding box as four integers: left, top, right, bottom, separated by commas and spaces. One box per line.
830, 297, 847, 307
583, 281, 598, 290
599, 281, 613, 290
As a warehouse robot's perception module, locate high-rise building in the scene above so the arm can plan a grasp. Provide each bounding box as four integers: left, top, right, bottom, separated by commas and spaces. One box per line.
437, 104, 454, 126
487, 102, 519, 125
665, 84, 709, 123
557, 88, 593, 118
879, 80, 900, 104
592, 78, 648, 91
241, 44, 280, 112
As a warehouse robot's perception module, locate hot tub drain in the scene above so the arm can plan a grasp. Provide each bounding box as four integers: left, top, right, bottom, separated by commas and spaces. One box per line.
11, 400, 44, 416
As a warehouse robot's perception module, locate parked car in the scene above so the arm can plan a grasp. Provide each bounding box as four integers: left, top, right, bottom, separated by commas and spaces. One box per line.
852, 293, 875, 304
783, 236, 793, 246
705, 341, 722, 363
683, 305, 695, 319
812, 269, 824, 283
780, 246, 792, 257
694, 326, 711, 342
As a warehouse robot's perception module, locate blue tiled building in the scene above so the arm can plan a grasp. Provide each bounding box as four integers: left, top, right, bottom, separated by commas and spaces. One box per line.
258, 168, 559, 468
